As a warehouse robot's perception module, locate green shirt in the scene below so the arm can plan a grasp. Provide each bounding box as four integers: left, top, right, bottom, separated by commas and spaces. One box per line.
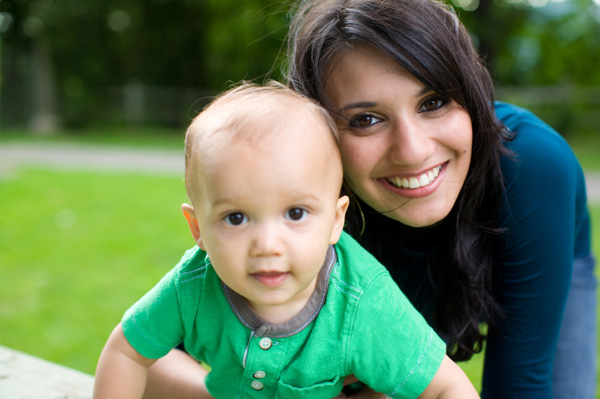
122, 231, 445, 398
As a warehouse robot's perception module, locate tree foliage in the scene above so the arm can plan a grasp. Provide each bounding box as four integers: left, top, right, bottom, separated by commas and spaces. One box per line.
0, 0, 290, 128
455, 0, 600, 86
1, 0, 599, 129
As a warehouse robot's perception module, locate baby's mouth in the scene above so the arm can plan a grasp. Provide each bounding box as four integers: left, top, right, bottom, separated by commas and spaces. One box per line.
252, 271, 289, 287
386, 165, 443, 189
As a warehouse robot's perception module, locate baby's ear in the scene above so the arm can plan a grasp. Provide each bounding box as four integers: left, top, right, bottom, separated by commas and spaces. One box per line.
329, 195, 350, 245
181, 204, 206, 250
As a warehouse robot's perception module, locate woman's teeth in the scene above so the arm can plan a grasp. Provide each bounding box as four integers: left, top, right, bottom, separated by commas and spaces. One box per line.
387, 165, 442, 189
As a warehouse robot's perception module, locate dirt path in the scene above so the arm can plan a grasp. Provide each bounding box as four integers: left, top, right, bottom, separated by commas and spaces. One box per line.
0, 142, 183, 176
1, 142, 599, 202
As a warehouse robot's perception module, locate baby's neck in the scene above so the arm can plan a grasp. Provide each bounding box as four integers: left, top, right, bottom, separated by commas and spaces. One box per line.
246, 280, 318, 325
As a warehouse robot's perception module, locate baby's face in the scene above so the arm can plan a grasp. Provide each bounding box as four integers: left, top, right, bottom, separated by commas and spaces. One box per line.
190, 111, 347, 322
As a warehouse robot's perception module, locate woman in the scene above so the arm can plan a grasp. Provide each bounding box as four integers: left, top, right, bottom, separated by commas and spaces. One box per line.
140, 1, 595, 398
286, 0, 596, 398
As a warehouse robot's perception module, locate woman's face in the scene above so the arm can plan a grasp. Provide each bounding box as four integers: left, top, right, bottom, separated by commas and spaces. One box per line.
325, 45, 472, 227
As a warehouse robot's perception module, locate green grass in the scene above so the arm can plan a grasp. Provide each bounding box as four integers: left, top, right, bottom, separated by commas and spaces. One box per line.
0, 167, 192, 374
1, 167, 599, 387
567, 133, 600, 172
0, 131, 598, 391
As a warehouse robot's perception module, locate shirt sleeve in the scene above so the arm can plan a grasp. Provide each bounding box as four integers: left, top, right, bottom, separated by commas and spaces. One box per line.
481, 103, 588, 398
349, 272, 446, 399
121, 248, 203, 359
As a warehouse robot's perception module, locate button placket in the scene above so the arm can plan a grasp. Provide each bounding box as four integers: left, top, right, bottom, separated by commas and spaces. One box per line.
250, 338, 272, 390
244, 335, 278, 394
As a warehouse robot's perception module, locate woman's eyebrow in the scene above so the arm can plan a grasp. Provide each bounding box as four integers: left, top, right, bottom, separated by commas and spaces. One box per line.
339, 101, 377, 112
337, 88, 435, 113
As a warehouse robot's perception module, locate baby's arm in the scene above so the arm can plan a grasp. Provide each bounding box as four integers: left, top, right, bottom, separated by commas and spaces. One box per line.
417, 355, 479, 399
93, 323, 158, 399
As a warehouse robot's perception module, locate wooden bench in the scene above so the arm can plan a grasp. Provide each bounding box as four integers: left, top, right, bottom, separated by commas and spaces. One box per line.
0, 345, 93, 399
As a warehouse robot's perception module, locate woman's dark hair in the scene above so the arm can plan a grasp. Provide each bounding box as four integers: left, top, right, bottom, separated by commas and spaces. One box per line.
286, 0, 513, 361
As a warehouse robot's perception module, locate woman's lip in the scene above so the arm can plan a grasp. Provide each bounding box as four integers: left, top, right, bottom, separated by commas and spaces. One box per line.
379, 162, 447, 198
252, 271, 289, 287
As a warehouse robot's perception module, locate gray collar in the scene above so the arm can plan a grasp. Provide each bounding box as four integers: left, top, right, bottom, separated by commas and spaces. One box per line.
222, 246, 336, 338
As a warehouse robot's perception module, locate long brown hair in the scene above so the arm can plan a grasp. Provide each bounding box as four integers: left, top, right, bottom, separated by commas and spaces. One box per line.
286, 0, 513, 361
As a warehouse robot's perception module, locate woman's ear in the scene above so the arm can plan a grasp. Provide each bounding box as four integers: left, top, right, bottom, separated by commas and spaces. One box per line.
181, 203, 206, 250
329, 195, 350, 245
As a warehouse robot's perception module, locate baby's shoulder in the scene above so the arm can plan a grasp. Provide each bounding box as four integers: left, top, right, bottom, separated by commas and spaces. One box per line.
171, 246, 212, 284
331, 232, 397, 300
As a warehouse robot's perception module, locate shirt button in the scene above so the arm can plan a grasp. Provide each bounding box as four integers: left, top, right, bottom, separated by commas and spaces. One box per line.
259, 337, 272, 350
253, 370, 266, 379
251, 380, 264, 390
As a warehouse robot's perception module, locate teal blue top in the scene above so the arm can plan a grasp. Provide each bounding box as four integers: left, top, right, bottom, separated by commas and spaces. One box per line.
485, 102, 592, 397
122, 231, 445, 399
352, 102, 593, 398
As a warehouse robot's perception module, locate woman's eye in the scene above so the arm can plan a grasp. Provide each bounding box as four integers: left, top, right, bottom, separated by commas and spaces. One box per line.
348, 113, 383, 128
419, 96, 447, 112
224, 212, 247, 226
286, 208, 307, 221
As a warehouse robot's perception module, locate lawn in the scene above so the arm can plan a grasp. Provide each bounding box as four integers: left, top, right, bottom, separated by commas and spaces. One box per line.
0, 167, 191, 373
0, 133, 598, 393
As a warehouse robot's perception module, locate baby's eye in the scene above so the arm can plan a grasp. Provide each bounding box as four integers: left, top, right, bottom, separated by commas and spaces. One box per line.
348, 113, 383, 129
224, 212, 248, 226
286, 208, 307, 221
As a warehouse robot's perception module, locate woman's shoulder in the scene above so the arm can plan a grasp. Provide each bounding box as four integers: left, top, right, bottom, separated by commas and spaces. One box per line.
494, 101, 581, 180
495, 101, 575, 161
493, 102, 587, 234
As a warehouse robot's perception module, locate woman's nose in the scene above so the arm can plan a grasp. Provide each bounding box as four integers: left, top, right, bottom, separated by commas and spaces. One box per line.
387, 117, 435, 166
249, 223, 284, 257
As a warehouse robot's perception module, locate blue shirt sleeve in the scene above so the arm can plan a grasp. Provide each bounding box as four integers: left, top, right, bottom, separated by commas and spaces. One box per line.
481, 102, 592, 398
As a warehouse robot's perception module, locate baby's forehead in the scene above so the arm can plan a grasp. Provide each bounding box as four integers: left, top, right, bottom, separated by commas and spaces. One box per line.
220, 114, 333, 160
197, 94, 333, 146
187, 87, 342, 183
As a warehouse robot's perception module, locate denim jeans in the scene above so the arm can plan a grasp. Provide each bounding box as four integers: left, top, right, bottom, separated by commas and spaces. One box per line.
552, 254, 598, 399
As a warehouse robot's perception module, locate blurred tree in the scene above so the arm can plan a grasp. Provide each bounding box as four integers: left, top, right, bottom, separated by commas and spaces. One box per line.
452, 0, 531, 83
451, 0, 600, 86
1, 0, 598, 130
450, 0, 600, 135
0, 0, 289, 129
201, 0, 289, 87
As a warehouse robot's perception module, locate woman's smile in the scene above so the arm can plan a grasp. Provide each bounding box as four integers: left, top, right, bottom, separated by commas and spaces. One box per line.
382, 162, 446, 199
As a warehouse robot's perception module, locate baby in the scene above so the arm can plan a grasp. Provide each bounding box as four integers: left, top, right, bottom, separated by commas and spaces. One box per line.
93, 81, 479, 398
